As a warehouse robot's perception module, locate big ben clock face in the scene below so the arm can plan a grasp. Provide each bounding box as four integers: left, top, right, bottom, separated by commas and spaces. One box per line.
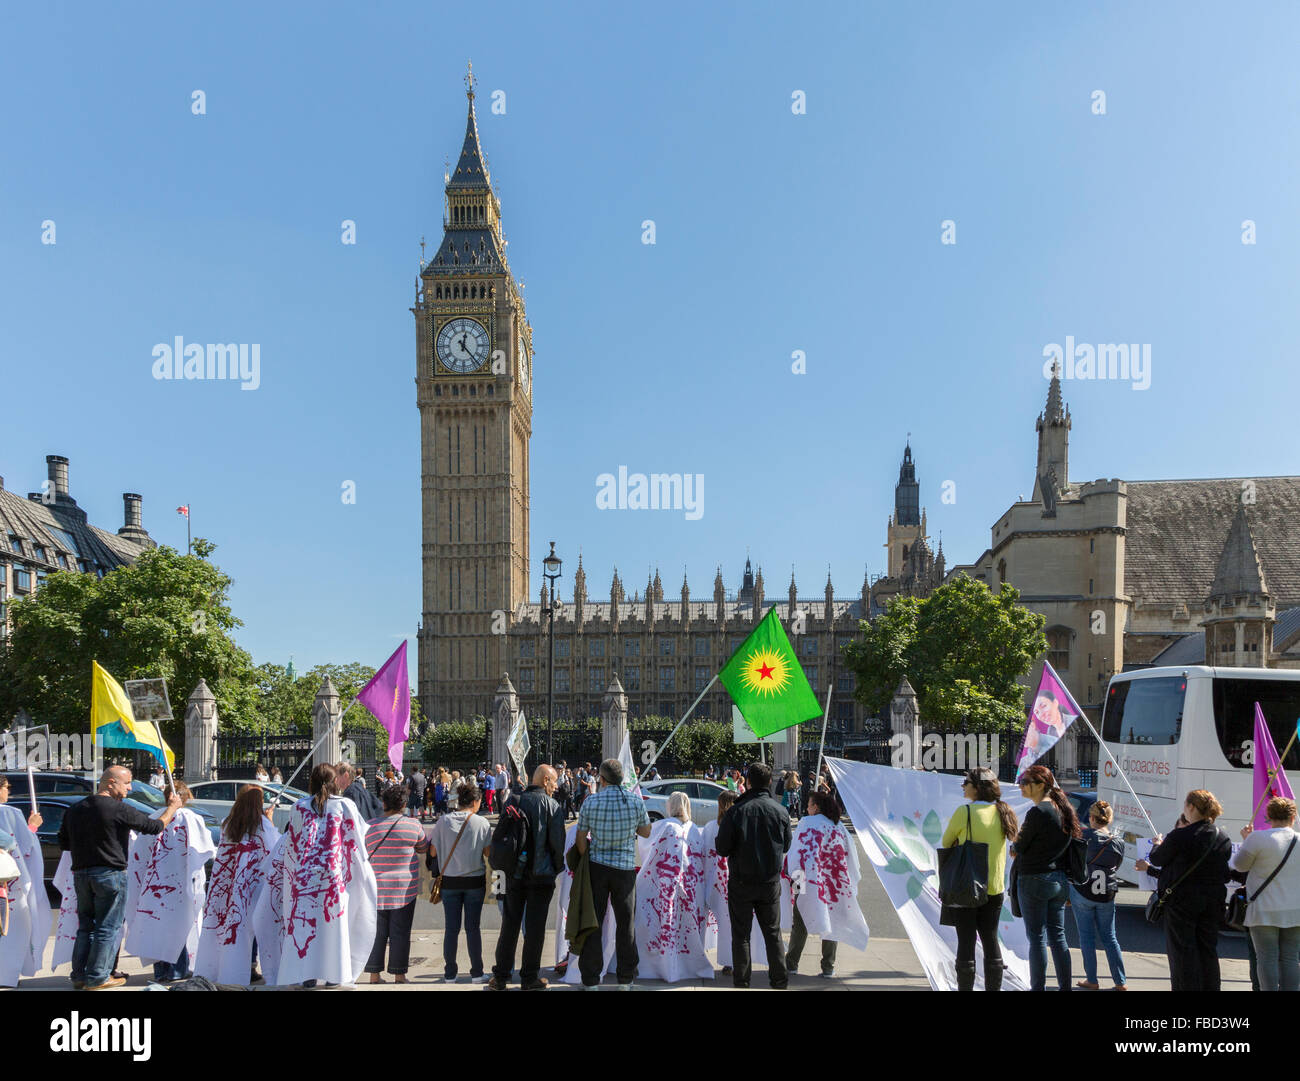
517, 329, 530, 395
436, 317, 490, 373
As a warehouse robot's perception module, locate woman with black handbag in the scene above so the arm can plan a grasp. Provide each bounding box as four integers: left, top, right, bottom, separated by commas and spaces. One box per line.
1135, 789, 1232, 991
1229, 796, 1300, 991
940, 767, 1019, 991
1011, 765, 1081, 992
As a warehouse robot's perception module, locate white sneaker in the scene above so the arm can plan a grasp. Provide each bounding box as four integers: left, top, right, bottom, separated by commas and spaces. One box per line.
472, 975, 491, 984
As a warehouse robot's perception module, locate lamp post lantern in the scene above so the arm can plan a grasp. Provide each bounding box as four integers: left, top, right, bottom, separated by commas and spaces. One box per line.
542, 541, 563, 764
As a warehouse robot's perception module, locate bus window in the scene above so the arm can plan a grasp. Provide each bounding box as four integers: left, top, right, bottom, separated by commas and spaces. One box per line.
1101, 676, 1185, 746
1213, 678, 1300, 771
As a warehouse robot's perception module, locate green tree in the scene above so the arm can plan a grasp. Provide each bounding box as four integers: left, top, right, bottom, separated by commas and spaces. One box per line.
421, 719, 489, 769
841, 574, 1046, 734
0, 538, 259, 749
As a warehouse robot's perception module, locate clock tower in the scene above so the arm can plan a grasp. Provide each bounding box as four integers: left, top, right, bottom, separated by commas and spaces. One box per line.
415, 64, 533, 722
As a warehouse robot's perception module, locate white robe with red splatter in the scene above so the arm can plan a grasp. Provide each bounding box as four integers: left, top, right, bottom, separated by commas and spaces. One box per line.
783, 813, 870, 950
123, 807, 217, 967
250, 831, 290, 985
634, 818, 713, 982
0, 803, 52, 985
700, 818, 768, 968
194, 818, 281, 985
555, 822, 616, 982
269, 796, 377, 986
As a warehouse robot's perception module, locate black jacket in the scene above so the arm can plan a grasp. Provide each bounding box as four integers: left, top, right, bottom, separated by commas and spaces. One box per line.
715, 787, 791, 884
58, 794, 166, 871
1148, 820, 1232, 905
508, 785, 565, 880
1012, 802, 1070, 876
343, 780, 382, 821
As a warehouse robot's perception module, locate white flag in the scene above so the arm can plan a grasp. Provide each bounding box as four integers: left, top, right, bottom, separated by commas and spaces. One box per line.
825, 757, 1034, 991
618, 732, 641, 796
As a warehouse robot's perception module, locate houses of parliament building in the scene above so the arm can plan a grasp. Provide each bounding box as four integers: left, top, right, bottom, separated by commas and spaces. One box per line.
412, 71, 942, 731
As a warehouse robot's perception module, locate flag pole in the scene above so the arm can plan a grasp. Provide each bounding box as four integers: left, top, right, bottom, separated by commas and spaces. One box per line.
814, 685, 835, 783
151, 720, 175, 796
269, 697, 358, 812
636, 675, 718, 784
1248, 721, 1299, 825
15, 724, 48, 812
1074, 711, 1158, 835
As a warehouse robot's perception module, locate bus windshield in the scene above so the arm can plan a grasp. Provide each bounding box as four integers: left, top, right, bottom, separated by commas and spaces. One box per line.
1101, 676, 1185, 746
1213, 677, 1300, 771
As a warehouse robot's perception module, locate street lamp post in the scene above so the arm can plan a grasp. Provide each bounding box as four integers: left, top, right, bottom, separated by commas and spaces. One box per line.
543, 541, 563, 766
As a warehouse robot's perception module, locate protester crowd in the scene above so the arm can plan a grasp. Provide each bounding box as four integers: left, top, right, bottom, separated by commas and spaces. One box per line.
3, 752, 1295, 992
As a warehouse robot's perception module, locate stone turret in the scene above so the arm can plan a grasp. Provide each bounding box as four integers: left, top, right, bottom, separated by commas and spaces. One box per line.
573, 552, 587, 629
610, 568, 624, 632
789, 569, 798, 613
1200, 503, 1275, 666
825, 569, 834, 623
1034, 366, 1071, 509
714, 566, 726, 627
681, 570, 691, 629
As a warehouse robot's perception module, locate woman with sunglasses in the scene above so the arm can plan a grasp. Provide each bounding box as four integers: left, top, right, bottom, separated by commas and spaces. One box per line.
1011, 764, 1081, 991
941, 767, 1018, 991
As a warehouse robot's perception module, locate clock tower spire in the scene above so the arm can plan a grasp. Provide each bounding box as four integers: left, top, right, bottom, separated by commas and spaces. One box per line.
415, 65, 533, 723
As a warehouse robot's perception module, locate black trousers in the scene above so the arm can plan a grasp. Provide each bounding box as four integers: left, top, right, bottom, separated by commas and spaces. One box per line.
580, 863, 638, 986
729, 878, 787, 988
365, 899, 416, 974
950, 892, 1004, 968
492, 877, 555, 984
1165, 892, 1222, 991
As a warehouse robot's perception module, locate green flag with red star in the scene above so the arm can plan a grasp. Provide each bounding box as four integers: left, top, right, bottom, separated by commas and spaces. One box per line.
719, 608, 823, 738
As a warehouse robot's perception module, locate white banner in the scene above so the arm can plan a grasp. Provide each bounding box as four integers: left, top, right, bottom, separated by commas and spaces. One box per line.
826, 757, 1034, 991
508, 710, 530, 778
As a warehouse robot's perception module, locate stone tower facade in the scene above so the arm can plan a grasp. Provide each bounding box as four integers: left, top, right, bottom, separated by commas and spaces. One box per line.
1200, 504, 1275, 666
886, 442, 925, 578
416, 66, 534, 722
1033, 368, 1071, 512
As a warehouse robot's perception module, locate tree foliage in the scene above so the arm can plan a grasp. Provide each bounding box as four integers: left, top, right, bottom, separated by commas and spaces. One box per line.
841, 574, 1047, 734
0, 539, 259, 748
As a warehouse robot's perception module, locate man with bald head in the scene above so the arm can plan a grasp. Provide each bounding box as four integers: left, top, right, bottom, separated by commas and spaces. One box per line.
58, 765, 182, 989
488, 764, 564, 991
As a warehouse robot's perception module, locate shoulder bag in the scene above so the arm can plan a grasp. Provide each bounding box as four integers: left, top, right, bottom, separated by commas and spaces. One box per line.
1225, 834, 1297, 931
430, 814, 471, 905
938, 805, 989, 909
1145, 828, 1220, 925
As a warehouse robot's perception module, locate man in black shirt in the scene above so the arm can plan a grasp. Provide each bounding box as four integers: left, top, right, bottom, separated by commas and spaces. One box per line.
716, 761, 792, 989
59, 766, 181, 990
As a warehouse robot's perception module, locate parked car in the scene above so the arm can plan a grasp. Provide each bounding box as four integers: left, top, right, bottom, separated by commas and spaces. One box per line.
3, 770, 178, 814
1067, 788, 1099, 824
187, 779, 308, 830
6, 792, 223, 886
639, 778, 729, 826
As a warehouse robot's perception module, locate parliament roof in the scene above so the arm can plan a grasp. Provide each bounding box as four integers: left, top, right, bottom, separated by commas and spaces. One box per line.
1124, 478, 1300, 611
0, 487, 151, 572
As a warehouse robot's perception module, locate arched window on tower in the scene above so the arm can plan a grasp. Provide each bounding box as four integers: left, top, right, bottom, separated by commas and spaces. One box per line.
1046, 626, 1072, 672
997, 559, 1007, 585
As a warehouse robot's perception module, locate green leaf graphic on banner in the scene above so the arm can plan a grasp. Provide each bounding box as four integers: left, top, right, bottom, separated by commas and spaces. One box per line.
922, 810, 943, 846
906, 874, 924, 900
884, 856, 912, 875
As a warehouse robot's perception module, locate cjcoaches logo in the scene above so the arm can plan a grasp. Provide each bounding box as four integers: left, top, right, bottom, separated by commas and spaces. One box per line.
50, 1013, 152, 1061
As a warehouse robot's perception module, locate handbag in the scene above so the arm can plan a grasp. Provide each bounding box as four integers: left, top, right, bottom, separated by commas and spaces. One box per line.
1145, 828, 1220, 925
938, 806, 989, 909
0, 849, 20, 887
1225, 835, 1296, 931
429, 813, 470, 905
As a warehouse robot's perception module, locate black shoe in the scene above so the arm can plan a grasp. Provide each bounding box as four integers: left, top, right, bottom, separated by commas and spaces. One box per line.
521, 978, 549, 991
486, 975, 508, 991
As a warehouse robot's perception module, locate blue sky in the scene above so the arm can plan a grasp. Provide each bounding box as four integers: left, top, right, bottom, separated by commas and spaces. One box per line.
2, 1, 1297, 670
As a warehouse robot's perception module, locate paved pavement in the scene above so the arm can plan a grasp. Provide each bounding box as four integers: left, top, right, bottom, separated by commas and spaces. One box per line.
18, 812, 1252, 991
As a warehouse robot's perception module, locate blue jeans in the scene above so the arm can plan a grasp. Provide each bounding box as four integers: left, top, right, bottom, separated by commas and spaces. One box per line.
1017, 870, 1071, 991
1250, 925, 1300, 992
153, 944, 191, 983
72, 867, 128, 987
441, 886, 486, 979
1070, 889, 1126, 986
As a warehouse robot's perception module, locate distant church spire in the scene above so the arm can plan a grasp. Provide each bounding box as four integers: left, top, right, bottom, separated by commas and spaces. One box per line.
1034, 367, 1072, 510
895, 440, 920, 526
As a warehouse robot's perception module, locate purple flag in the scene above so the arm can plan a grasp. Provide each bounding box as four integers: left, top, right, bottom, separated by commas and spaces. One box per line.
1016, 661, 1085, 774
356, 643, 411, 772
1252, 703, 1295, 830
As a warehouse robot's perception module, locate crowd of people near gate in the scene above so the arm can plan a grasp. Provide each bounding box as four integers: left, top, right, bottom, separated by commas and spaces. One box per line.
2, 753, 1296, 991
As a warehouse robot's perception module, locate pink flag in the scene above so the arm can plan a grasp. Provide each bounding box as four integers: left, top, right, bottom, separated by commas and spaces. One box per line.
1252, 703, 1295, 830
356, 643, 411, 772
1016, 661, 1085, 774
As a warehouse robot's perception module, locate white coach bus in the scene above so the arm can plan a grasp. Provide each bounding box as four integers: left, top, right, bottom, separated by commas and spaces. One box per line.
1096, 665, 1300, 883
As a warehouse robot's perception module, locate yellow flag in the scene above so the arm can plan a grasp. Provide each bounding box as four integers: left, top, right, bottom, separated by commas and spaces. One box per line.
91, 661, 175, 771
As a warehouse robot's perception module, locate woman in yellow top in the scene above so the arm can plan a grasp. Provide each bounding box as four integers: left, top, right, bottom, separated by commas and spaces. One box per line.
941, 766, 1019, 991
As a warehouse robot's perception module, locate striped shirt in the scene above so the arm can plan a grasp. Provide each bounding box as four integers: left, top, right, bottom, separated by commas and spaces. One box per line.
366, 815, 429, 909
